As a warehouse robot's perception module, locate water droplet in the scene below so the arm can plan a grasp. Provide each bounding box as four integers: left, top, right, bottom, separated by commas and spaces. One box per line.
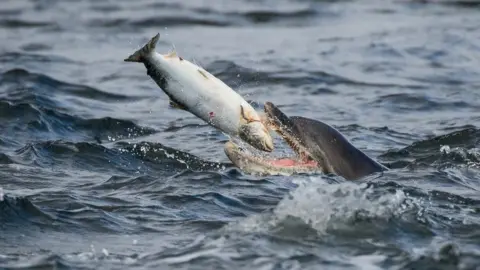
440, 145, 451, 154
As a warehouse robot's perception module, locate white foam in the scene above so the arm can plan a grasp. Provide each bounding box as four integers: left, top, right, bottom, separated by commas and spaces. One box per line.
347, 254, 386, 270
225, 177, 409, 235
440, 145, 480, 168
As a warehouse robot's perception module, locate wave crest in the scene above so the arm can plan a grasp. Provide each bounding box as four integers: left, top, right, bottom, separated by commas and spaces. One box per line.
224, 179, 412, 236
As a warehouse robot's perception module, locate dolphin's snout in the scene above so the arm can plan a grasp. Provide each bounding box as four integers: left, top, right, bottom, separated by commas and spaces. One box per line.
264, 102, 294, 132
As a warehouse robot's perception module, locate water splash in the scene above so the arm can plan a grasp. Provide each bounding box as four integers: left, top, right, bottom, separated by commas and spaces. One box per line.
225, 178, 410, 235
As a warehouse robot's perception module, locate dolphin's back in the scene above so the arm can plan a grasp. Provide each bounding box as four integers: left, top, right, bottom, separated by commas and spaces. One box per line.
291, 117, 386, 180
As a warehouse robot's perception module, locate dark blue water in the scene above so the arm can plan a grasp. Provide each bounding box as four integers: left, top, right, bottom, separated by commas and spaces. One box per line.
1, 0, 480, 269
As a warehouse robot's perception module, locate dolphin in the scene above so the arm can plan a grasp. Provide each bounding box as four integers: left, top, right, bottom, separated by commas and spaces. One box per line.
224, 102, 388, 180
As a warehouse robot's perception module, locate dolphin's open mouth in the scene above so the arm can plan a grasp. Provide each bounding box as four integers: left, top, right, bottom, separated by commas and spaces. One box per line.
224, 102, 321, 175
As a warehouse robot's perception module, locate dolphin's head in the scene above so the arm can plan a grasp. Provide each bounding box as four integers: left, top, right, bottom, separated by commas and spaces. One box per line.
224, 102, 323, 176
263, 102, 319, 164
225, 102, 387, 179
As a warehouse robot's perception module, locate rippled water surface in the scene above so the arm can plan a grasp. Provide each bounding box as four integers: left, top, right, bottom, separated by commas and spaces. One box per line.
1, 0, 480, 269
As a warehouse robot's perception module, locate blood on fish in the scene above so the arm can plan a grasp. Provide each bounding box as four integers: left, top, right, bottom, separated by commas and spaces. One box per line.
209, 112, 215, 118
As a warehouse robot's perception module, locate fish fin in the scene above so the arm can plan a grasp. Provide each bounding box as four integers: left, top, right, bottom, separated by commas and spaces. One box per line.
166, 47, 177, 58
169, 99, 187, 111
197, 69, 209, 79
124, 33, 160, 62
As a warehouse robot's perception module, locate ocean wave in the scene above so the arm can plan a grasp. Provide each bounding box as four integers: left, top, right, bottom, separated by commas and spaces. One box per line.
0, 254, 68, 270
0, 18, 56, 29
380, 127, 480, 169
1, 238, 478, 270
215, 175, 480, 267
0, 100, 157, 146
53, 200, 140, 233
86, 3, 319, 30
224, 174, 479, 238
400, 239, 478, 270
3, 139, 229, 178
7, 141, 152, 176
222, 179, 410, 236
0, 68, 157, 146
130, 16, 231, 28
205, 60, 405, 93
229, 9, 317, 24
88, 174, 160, 191
415, 0, 480, 8
0, 195, 55, 227
0, 68, 137, 103
89, 16, 231, 29
370, 93, 474, 112
0, 152, 14, 164
115, 141, 231, 172
0, 52, 73, 65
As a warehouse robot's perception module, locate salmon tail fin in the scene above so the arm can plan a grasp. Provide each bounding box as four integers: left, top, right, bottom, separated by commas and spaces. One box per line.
124, 33, 160, 62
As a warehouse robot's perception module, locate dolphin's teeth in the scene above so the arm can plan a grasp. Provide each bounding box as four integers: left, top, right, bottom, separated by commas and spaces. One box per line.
268, 118, 314, 162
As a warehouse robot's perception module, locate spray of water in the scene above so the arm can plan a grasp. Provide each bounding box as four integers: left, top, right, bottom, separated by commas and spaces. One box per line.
225, 177, 410, 235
